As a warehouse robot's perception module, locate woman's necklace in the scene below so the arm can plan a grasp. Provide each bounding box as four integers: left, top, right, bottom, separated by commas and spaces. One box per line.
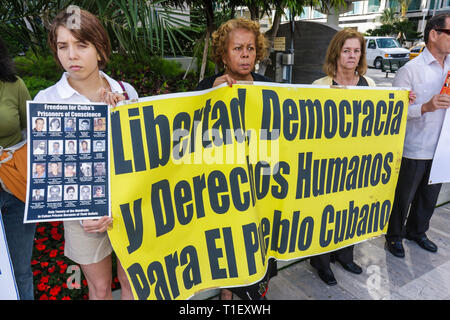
334, 74, 359, 86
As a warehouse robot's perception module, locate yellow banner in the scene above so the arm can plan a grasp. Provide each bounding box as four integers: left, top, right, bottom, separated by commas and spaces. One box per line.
108, 83, 408, 300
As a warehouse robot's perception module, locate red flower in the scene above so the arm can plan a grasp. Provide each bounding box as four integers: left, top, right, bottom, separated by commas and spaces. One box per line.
37, 282, 48, 291
35, 237, 48, 243
35, 244, 46, 251
40, 276, 49, 284
50, 285, 61, 296
40, 262, 49, 268
62, 296, 71, 300
39, 294, 49, 300
49, 249, 58, 258
48, 265, 56, 274
37, 226, 45, 234
59, 264, 68, 273
51, 233, 63, 240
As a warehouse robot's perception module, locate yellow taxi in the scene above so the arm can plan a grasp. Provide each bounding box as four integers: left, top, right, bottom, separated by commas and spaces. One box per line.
409, 43, 425, 60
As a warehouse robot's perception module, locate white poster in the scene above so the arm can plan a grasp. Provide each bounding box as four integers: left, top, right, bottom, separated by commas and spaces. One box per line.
0, 211, 19, 300
429, 109, 450, 185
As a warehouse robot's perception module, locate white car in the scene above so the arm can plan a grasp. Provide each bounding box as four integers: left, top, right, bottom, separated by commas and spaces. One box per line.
365, 36, 410, 69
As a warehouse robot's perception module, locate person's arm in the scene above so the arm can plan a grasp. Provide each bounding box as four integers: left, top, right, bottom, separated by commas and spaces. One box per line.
393, 67, 450, 117
17, 77, 31, 130
420, 93, 450, 114
393, 67, 423, 119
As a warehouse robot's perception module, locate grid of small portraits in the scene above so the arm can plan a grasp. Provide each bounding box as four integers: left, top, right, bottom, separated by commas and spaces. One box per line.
31, 116, 107, 205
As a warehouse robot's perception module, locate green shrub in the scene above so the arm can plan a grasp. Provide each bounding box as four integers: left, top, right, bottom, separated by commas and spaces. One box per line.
15, 51, 200, 98
106, 54, 199, 96
22, 76, 55, 99
15, 53, 61, 83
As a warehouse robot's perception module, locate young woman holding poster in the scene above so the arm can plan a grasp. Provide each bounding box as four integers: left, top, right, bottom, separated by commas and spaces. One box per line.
196, 18, 277, 300
34, 9, 138, 300
0, 36, 35, 300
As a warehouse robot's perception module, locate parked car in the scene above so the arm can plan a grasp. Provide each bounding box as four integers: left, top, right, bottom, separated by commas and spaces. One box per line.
409, 43, 425, 60
365, 36, 410, 69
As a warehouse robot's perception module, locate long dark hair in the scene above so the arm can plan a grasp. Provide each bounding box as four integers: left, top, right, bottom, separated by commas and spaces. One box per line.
0, 36, 18, 82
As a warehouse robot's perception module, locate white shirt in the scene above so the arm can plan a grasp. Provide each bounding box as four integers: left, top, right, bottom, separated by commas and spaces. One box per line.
393, 47, 450, 160
34, 71, 138, 103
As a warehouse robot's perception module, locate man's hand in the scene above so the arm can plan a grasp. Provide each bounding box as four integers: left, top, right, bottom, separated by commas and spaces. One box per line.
421, 94, 450, 115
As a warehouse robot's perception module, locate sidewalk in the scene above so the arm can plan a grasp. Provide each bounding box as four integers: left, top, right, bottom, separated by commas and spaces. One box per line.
266, 202, 450, 300
365, 67, 395, 87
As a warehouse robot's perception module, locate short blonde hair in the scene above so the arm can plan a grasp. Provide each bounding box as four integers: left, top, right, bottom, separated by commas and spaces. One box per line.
323, 28, 367, 77
211, 18, 269, 70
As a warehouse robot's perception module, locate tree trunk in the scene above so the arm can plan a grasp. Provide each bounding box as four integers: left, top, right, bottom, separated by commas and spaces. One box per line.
199, 31, 210, 82
199, 0, 215, 82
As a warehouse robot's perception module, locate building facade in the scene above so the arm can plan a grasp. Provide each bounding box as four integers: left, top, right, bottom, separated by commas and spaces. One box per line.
294, 0, 450, 34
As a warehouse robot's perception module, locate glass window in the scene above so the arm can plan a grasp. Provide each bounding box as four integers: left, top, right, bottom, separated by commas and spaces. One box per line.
408, 0, 421, 11
368, 0, 381, 12
347, 1, 363, 14
429, 0, 436, 9
389, 0, 399, 10
299, 7, 310, 19
376, 38, 401, 48
313, 9, 324, 18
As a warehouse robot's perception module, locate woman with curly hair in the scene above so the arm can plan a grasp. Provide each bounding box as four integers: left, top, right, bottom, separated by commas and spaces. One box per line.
196, 17, 271, 89
196, 18, 277, 300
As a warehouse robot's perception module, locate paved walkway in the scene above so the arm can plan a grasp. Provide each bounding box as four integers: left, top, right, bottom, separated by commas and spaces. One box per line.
266, 202, 450, 300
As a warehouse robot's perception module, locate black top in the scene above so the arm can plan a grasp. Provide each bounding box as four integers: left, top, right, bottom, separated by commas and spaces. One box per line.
332, 76, 369, 87
195, 71, 273, 90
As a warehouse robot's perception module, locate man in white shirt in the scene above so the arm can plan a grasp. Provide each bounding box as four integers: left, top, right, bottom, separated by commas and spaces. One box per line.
386, 13, 450, 258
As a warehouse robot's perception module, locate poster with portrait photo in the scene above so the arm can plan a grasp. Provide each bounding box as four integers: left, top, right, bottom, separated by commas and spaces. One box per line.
24, 101, 110, 223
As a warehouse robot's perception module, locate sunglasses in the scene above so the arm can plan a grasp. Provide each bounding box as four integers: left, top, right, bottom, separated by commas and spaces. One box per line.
435, 29, 450, 35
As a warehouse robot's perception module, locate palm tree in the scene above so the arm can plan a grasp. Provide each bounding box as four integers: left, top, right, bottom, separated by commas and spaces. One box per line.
0, 0, 196, 60
380, 8, 398, 25
399, 0, 412, 18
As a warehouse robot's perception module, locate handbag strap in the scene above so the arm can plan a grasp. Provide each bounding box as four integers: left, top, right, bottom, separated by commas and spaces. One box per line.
118, 81, 130, 100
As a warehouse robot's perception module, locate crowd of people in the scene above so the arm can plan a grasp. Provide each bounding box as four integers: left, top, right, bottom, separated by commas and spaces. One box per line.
0, 8, 449, 300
